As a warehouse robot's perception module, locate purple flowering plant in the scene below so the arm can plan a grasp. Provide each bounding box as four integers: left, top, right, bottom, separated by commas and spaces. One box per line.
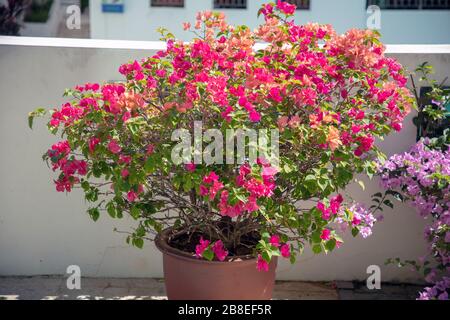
379, 132, 449, 300
377, 64, 450, 300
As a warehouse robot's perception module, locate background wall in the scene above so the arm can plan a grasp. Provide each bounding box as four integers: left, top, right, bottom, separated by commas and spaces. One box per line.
0, 40, 449, 282
89, 0, 450, 44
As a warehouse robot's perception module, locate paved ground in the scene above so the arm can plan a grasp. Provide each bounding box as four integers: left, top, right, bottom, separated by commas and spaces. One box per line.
335, 281, 424, 300
0, 277, 423, 300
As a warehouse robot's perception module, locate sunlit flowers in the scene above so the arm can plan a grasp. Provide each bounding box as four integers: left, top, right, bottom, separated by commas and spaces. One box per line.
32, 1, 413, 273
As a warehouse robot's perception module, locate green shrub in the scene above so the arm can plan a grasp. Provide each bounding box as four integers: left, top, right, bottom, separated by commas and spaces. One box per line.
24, 0, 53, 23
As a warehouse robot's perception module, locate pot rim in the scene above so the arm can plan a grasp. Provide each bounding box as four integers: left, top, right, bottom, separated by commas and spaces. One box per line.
155, 227, 259, 265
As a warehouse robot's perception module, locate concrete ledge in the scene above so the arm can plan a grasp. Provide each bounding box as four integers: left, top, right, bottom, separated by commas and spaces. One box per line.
0, 36, 449, 53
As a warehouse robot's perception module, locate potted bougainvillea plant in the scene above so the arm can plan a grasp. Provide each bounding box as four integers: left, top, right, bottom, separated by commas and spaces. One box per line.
29, 1, 413, 300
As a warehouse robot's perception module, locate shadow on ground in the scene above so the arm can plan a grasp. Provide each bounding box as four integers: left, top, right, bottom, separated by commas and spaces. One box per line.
0, 276, 422, 300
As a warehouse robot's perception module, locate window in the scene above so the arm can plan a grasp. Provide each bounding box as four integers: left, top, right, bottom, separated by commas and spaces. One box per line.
285, 0, 311, 10
367, 0, 450, 9
422, 0, 450, 9
214, 0, 247, 9
151, 0, 184, 8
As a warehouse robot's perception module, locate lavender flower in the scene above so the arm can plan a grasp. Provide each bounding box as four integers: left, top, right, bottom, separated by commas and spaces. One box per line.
378, 138, 449, 300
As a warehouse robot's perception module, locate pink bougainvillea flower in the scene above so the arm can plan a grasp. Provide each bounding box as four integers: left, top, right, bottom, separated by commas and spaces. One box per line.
354, 148, 363, 157
75, 160, 88, 176
54, 176, 78, 193
195, 237, 210, 258
208, 180, 224, 200
280, 244, 291, 258
122, 110, 131, 123
88, 137, 100, 153
260, 3, 274, 17
262, 166, 278, 179
185, 163, 196, 172
317, 201, 331, 220
212, 240, 228, 261
199, 185, 209, 196
135, 72, 144, 81
249, 110, 261, 122
276, 0, 296, 15
155, 69, 167, 78
108, 139, 122, 154
320, 229, 331, 241
329, 194, 343, 214
269, 234, 281, 248
119, 154, 132, 164
121, 168, 129, 178
127, 190, 138, 202
352, 215, 362, 226
268, 87, 283, 103
244, 196, 259, 212
146, 144, 155, 155
49, 140, 71, 158
203, 171, 219, 184
257, 254, 269, 272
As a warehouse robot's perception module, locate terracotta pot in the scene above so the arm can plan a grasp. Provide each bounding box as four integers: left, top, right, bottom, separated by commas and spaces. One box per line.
155, 228, 277, 300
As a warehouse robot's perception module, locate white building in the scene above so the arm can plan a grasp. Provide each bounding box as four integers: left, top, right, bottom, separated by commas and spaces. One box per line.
89, 0, 450, 44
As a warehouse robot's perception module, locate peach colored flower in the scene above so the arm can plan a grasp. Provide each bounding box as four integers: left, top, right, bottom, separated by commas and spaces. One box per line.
117, 91, 145, 110
327, 127, 342, 151
289, 115, 301, 128
277, 116, 289, 132
182, 22, 191, 31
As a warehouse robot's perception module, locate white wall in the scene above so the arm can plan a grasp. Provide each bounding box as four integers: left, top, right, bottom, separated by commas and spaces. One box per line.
0, 38, 449, 282
89, 0, 450, 44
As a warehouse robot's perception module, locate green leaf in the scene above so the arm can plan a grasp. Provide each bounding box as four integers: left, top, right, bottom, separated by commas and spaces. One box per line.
130, 206, 141, 219
28, 107, 46, 129
372, 192, 383, 198
325, 239, 336, 251
81, 181, 90, 192
290, 253, 296, 264
88, 208, 100, 222
106, 202, 116, 218
262, 250, 272, 262
144, 156, 156, 173
261, 232, 270, 240
383, 199, 394, 209
312, 244, 322, 254
311, 231, 321, 244
134, 238, 144, 249
202, 248, 214, 261
386, 190, 404, 202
